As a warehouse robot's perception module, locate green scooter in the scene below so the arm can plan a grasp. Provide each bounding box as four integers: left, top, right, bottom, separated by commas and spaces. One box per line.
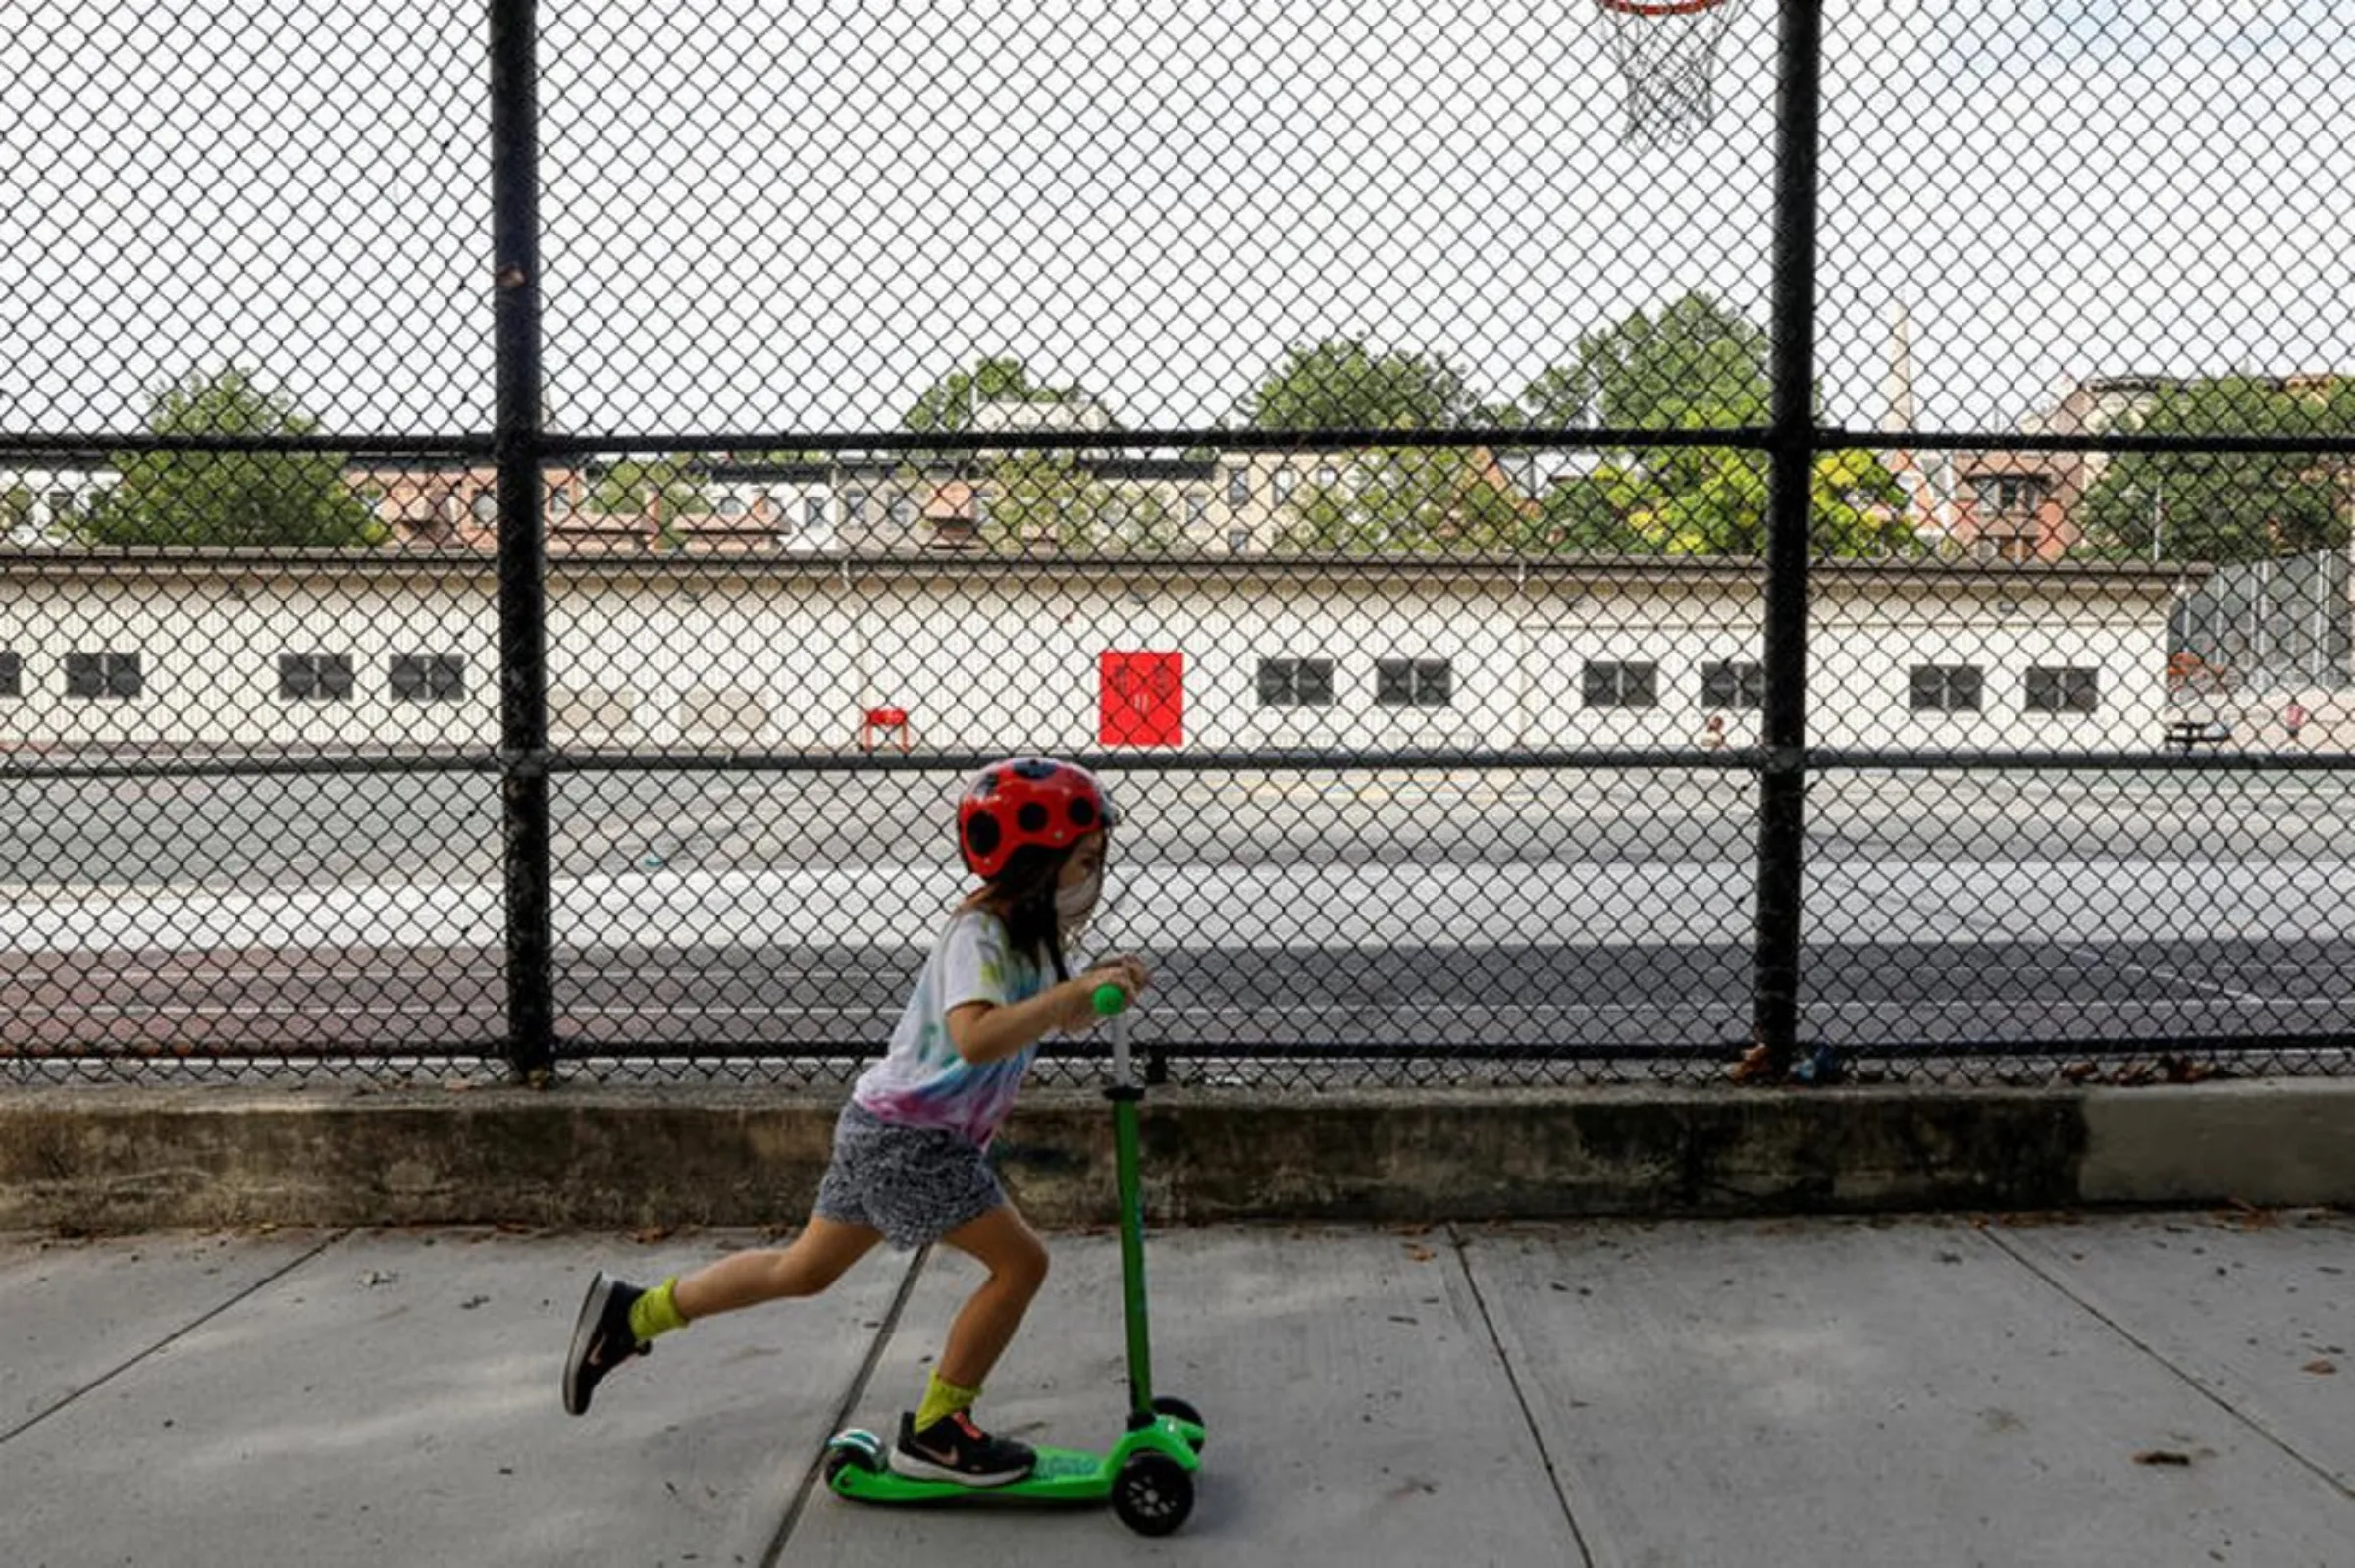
822, 984, 1207, 1536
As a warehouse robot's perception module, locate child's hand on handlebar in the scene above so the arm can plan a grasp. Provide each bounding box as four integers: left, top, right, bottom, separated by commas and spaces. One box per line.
1066, 954, 1150, 1027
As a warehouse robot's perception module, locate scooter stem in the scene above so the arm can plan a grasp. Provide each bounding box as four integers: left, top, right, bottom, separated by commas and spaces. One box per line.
1100, 990, 1155, 1423
1108, 988, 1134, 1090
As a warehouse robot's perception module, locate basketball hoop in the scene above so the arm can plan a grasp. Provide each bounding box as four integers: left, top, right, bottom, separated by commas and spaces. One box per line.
1596, 0, 1743, 148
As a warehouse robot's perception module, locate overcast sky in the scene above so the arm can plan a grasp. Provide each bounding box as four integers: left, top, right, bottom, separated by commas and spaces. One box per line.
2, 0, 2349, 443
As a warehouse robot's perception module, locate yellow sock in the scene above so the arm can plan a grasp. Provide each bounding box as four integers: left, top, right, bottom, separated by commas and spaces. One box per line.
916, 1370, 981, 1431
627, 1277, 688, 1342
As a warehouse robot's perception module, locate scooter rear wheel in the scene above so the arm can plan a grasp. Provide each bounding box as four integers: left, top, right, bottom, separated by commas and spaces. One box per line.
1112, 1450, 1194, 1537
823, 1443, 881, 1486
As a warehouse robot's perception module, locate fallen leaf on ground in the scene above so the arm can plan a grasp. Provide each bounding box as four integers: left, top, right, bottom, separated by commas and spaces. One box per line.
2301, 1359, 2336, 1375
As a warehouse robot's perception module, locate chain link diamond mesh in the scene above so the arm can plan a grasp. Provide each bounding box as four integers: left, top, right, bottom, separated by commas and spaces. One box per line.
3, 1, 2350, 1092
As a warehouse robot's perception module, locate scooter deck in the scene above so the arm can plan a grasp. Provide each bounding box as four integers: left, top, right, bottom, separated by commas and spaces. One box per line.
829, 1437, 1115, 1504
825, 1416, 1203, 1507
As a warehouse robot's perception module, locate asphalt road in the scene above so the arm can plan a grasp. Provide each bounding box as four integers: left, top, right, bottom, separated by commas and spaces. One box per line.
8, 765, 2355, 884
10, 936, 2353, 1068
5, 766, 2351, 1067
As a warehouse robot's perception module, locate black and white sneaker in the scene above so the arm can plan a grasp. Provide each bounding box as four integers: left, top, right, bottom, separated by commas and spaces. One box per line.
562, 1271, 649, 1416
893, 1409, 1036, 1487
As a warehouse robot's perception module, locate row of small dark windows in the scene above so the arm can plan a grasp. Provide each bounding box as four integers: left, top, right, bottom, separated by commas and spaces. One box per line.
0, 649, 2097, 717
1259, 658, 2101, 714
1258, 658, 1455, 708
0, 652, 466, 703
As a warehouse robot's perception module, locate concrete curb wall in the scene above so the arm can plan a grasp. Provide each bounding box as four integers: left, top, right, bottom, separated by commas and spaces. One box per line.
2, 1081, 2348, 1233
2080, 1078, 2355, 1206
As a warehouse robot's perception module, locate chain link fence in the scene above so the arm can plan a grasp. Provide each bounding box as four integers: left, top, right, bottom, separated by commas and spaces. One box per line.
3, 1, 2351, 1089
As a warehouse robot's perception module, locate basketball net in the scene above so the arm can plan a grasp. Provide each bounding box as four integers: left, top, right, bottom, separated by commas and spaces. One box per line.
1597, 0, 1742, 149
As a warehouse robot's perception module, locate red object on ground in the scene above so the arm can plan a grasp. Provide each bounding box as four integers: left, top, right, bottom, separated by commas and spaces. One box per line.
859, 706, 912, 753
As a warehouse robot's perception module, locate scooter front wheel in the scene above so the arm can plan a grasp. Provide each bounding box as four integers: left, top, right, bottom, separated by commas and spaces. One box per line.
1152, 1394, 1206, 1453
1112, 1450, 1194, 1537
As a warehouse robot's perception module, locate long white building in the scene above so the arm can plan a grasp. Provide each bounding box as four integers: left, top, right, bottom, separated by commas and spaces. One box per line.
0, 553, 2198, 755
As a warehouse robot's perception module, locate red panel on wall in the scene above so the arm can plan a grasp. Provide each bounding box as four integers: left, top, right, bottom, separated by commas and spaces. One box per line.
1099, 651, 1184, 748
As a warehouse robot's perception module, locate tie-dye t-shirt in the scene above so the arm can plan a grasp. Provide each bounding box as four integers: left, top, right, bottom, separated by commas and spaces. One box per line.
851, 906, 1049, 1147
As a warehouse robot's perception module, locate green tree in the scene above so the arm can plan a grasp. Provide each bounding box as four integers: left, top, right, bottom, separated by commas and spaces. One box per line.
1520, 293, 1912, 557
590, 454, 711, 548
902, 355, 1100, 434
1278, 447, 1532, 555
980, 453, 1106, 552
1808, 447, 1918, 557
2078, 376, 2354, 563
87, 368, 378, 548
977, 454, 1178, 554
1243, 339, 1476, 431
1097, 483, 1180, 553
1522, 291, 1773, 431
1532, 469, 1650, 553
1624, 444, 1910, 557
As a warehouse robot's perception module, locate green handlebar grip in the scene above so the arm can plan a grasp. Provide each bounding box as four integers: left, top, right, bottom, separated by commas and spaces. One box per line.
1091, 982, 1128, 1017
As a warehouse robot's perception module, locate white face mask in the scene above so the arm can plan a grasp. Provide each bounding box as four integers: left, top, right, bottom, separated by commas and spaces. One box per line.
1054, 868, 1102, 925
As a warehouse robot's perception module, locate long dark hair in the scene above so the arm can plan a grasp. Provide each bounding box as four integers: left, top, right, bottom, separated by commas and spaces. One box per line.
965, 842, 1073, 983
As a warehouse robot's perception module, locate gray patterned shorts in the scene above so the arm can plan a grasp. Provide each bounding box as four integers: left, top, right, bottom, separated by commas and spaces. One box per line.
812, 1101, 1007, 1250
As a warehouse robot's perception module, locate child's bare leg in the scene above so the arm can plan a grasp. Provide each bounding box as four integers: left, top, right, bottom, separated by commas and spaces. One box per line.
672, 1215, 881, 1321
933, 1204, 1049, 1389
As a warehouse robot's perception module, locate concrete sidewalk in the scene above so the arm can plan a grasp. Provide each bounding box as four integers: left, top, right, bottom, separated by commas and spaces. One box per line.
4, 1211, 2349, 1568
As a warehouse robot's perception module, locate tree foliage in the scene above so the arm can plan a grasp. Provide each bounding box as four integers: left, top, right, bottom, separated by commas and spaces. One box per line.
978, 454, 1178, 553
1533, 470, 1650, 554
902, 355, 1097, 434
2078, 376, 2355, 564
590, 454, 712, 523
1592, 444, 1912, 557
1243, 340, 1517, 552
1244, 339, 1476, 431
88, 368, 379, 548
1277, 448, 1533, 555
1511, 292, 1915, 558
1520, 291, 1773, 432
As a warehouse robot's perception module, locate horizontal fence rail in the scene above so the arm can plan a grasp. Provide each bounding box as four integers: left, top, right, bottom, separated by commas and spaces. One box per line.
2, 0, 2350, 1090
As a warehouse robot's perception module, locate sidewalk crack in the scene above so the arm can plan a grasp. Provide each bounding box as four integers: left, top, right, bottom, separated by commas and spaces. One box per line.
1983, 1227, 2355, 1502
759, 1240, 930, 1567
0, 1227, 350, 1450
1449, 1224, 1596, 1568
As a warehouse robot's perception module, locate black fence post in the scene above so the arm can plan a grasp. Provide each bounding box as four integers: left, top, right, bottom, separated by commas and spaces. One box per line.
1750, 0, 1826, 1075
490, 0, 556, 1080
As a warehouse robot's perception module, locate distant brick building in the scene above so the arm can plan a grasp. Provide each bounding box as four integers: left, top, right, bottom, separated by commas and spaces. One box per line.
1934, 372, 2351, 563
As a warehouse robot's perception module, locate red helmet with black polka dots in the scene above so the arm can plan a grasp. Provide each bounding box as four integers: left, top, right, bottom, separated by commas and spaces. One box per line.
957, 757, 1117, 880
